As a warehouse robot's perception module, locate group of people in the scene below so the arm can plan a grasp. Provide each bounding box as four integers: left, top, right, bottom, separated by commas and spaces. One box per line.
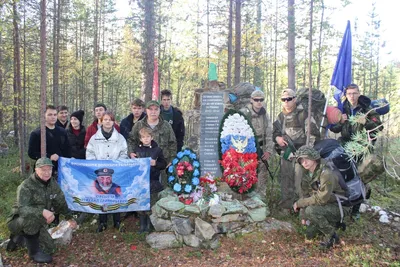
243, 84, 382, 250
7, 90, 185, 263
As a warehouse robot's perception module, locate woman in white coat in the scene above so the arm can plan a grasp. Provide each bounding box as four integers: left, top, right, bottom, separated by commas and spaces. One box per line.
86, 111, 128, 232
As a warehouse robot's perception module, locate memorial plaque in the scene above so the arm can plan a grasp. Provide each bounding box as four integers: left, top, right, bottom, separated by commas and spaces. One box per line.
200, 92, 224, 177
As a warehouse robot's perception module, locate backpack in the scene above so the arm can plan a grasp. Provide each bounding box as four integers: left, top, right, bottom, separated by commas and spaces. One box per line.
231, 82, 255, 110
296, 88, 328, 135
314, 139, 366, 206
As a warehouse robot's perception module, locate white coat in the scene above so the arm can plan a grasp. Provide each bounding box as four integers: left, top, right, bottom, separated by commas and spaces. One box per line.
86, 128, 128, 160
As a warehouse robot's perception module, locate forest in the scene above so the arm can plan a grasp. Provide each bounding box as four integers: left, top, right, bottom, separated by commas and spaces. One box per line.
0, 0, 399, 265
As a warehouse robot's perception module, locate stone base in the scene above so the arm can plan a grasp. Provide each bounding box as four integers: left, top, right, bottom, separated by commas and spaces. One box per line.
146, 189, 292, 249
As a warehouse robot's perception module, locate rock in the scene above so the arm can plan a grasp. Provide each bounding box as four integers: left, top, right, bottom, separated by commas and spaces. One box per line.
379, 210, 387, 216
211, 214, 240, 223
372, 206, 382, 213
212, 221, 246, 233
242, 196, 266, 209
0, 253, 3, 267
158, 199, 185, 212
0, 239, 9, 249
183, 205, 200, 215
248, 207, 268, 222
48, 220, 73, 246
183, 234, 201, 248
195, 218, 216, 240
359, 203, 368, 213
158, 188, 176, 199
394, 217, 400, 222
171, 217, 193, 236
152, 203, 169, 219
200, 235, 220, 249
259, 218, 294, 232
146, 232, 182, 249
208, 204, 226, 218
238, 223, 257, 235
217, 182, 243, 201
221, 200, 247, 214
150, 214, 173, 232
379, 214, 390, 224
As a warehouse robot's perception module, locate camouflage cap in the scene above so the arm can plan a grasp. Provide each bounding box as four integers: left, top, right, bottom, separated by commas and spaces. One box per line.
251, 90, 265, 98
35, 157, 54, 168
296, 145, 321, 163
282, 88, 296, 97
145, 100, 160, 109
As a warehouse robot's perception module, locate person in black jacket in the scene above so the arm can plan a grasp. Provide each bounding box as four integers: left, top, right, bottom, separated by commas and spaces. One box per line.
120, 99, 146, 140
132, 127, 167, 232
28, 105, 71, 173
67, 110, 86, 159
160, 89, 185, 152
56, 105, 69, 129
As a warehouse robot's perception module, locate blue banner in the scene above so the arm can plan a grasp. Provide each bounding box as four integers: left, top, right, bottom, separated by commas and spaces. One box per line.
58, 157, 150, 214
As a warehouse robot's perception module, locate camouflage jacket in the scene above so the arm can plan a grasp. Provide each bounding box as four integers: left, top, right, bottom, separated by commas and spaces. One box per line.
128, 116, 177, 163
240, 104, 274, 154
7, 173, 70, 224
296, 160, 345, 208
272, 104, 321, 149
330, 95, 383, 144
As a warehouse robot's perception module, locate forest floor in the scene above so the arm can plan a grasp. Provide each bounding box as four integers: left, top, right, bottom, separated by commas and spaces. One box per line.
1, 152, 400, 266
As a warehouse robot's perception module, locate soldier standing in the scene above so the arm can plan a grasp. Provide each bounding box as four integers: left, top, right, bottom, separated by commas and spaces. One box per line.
272, 89, 321, 210
240, 90, 274, 201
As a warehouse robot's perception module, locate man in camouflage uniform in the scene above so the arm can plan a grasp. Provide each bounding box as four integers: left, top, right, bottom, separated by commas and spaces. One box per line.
240, 90, 274, 201
293, 146, 349, 250
6, 157, 76, 263
128, 100, 177, 187
272, 89, 321, 209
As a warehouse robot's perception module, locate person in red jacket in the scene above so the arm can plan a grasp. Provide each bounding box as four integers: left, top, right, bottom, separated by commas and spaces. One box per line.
84, 103, 120, 147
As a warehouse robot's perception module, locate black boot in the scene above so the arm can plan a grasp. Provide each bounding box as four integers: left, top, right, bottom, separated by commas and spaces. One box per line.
24, 233, 52, 263
96, 223, 107, 233
6, 234, 25, 252
146, 215, 152, 232
138, 214, 147, 233
319, 232, 340, 250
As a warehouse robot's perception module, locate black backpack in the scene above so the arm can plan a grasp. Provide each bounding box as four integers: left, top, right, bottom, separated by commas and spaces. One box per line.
314, 139, 365, 206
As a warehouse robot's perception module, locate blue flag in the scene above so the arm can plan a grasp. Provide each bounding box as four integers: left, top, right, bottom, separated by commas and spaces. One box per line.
331, 20, 352, 111
58, 157, 150, 214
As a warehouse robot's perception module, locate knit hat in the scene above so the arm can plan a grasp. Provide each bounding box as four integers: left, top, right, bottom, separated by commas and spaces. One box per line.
282, 88, 296, 98
296, 145, 321, 163
70, 110, 85, 124
35, 157, 54, 168
146, 100, 160, 109
251, 90, 265, 98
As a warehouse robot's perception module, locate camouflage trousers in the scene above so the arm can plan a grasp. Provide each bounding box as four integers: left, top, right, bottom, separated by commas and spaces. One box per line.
8, 215, 55, 254
301, 204, 350, 238
255, 162, 269, 202
279, 158, 303, 209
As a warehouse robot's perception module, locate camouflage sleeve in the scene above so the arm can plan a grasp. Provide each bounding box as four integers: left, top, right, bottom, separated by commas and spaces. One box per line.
264, 114, 274, 154
365, 109, 383, 132
127, 123, 140, 155
272, 114, 283, 143
165, 125, 177, 163
296, 168, 334, 208
17, 185, 46, 224
304, 112, 321, 146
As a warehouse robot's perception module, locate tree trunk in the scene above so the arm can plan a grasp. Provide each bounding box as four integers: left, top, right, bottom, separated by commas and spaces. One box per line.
93, 0, 99, 105
207, 0, 210, 68
0, 33, 3, 129
288, 0, 296, 90
227, 0, 233, 88
253, 0, 262, 88
273, 0, 278, 120
40, 0, 47, 157
142, 0, 155, 101
52, 0, 60, 106
306, 0, 314, 146
316, 0, 324, 89
234, 0, 241, 85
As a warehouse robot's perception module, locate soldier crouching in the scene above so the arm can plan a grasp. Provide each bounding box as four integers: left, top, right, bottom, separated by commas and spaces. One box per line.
6, 157, 77, 263
292, 146, 350, 250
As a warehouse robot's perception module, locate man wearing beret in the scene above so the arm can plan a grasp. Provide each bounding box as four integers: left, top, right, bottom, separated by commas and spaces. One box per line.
240, 90, 274, 201
93, 168, 121, 196
6, 157, 77, 263
293, 146, 348, 250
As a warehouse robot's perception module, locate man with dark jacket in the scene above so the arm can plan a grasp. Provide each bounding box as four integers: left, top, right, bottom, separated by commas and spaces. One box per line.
160, 89, 185, 152
6, 157, 77, 263
56, 105, 69, 129
28, 105, 71, 172
120, 99, 146, 140
330, 83, 382, 145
